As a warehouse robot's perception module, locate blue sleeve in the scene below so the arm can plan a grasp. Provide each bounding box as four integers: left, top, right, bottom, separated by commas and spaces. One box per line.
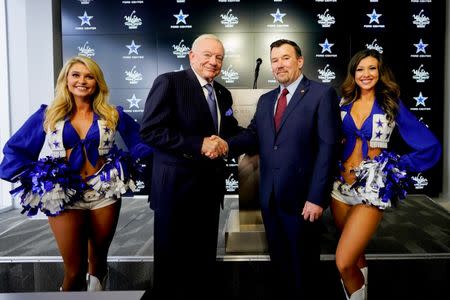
396, 100, 441, 172
0, 105, 47, 181
116, 106, 153, 160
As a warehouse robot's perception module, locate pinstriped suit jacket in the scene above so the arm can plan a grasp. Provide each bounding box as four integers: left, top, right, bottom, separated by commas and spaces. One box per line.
140, 68, 241, 209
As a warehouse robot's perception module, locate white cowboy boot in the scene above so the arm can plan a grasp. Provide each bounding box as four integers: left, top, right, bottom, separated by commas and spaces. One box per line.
349, 285, 366, 300
86, 273, 106, 291
341, 279, 367, 300
341, 279, 350, 300
360, 267, 368, 299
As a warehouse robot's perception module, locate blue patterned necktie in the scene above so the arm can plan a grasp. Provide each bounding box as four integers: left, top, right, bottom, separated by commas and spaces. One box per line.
204, 83, 218, 133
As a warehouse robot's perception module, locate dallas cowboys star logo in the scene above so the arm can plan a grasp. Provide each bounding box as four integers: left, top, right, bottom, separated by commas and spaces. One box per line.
127, 94, 142, 109
319, 39, 334, 53
174, 9, 189, 24
270, 8, 286, 24
78, 11, 93, 26
126, 40, 141, 55
376, 119, 383, 128
414, 39, 428, 54
367, 9, 382, 24
414, 92, 428, 107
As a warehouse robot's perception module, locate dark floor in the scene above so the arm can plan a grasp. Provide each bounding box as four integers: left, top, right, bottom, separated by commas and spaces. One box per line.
0, 194, 449, 258
0, 195, 449, 299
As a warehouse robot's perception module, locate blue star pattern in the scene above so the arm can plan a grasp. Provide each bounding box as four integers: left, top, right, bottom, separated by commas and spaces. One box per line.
174, 9, 189, 25
414, 92, 428, 107
367, 9, 382, 24
376, 119, 383, 128
370, 114, 394, 147
53, 141, 60, 148
78, 11, 93, 26
414, 39, 428, 54
104, 127, 111, 134
270, 8, 286, 24
319, 39, 334, 53
104, 139, 110, 146
126, 40, 141, 55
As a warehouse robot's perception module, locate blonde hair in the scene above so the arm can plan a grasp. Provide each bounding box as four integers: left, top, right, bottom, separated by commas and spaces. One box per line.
44, 56, 118, 131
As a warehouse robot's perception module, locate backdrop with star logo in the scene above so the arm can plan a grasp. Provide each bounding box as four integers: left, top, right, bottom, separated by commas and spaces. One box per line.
61, 0, 445, 196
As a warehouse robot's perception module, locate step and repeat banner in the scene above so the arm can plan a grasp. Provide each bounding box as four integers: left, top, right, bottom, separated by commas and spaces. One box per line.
61, 0, 444, 196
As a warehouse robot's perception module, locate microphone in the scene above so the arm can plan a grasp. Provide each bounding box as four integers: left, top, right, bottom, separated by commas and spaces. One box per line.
253, 58, 262, 89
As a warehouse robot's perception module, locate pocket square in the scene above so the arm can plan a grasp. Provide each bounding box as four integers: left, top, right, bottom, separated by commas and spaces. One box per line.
225, 108, 234, 116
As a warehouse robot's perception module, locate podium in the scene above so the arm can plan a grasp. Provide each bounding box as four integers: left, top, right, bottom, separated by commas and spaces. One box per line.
225, 89, 271, 254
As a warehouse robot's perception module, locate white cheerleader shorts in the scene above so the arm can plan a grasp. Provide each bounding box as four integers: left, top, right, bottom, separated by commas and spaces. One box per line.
67, 189, 118, 210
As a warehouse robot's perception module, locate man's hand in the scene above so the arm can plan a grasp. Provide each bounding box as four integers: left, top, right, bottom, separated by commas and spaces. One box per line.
201, 135, 228, 159
301, 201, 323, 222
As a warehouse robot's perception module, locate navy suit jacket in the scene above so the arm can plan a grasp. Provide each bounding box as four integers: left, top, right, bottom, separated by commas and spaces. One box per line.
140, 68, 241, 209
229, 76, 341, 212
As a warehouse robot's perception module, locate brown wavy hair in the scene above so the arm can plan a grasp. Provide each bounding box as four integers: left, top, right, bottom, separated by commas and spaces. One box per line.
341, 49, 400, 122
44, 56, 118, 131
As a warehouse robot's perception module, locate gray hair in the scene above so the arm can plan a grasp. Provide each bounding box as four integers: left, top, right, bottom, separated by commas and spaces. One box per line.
191, 34, 224, 52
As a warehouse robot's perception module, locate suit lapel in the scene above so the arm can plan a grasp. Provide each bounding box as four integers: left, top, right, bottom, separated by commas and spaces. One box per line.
186, 68, 217, 133
269, 88, 281, 134
213, 83, 226, 134
213, 83, 225, 116
276, 76, 310, 133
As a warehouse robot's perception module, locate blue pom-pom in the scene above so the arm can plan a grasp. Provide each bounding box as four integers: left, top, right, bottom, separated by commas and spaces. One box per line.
10, 156, 85, 217
86, 146, 148, 197
353, 151, 412, 207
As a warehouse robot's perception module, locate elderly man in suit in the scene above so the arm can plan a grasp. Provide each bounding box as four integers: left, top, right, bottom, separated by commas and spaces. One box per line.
229, 39, 341, 299
139, 34, 240, 299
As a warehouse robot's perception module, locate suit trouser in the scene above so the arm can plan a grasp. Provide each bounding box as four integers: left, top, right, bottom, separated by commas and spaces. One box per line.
261, 194, 322, 299
146, 166, 223, 300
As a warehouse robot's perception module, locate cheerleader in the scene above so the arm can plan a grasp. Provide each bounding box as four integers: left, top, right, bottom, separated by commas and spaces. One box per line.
331, 49, 441, 300
0, 56, 152, 291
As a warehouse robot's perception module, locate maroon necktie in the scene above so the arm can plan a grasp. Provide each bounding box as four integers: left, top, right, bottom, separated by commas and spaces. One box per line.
274, 88, 289, 131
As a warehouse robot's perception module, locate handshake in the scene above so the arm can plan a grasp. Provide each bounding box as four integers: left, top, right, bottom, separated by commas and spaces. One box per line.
201, 135, 229, 159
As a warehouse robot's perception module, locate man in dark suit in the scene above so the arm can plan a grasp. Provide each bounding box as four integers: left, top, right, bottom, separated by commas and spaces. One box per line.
229, 39, 341, 299
139, 34, 240, 299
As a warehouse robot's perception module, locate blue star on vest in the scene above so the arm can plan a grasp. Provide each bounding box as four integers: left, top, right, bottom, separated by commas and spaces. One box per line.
53, 141, 60, 148
104, 127, 111, 134
376, 119, 383, 128
375, 131, 382, 138
104, 139, 110, 146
